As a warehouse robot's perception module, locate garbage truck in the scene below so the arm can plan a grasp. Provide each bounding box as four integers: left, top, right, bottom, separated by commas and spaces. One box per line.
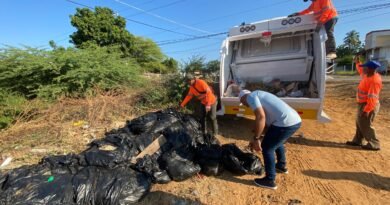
218, 14, 331, 122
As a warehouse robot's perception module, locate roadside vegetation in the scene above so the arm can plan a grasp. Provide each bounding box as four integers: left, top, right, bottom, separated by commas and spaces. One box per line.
0, 7, 218, 131
335, 30, 364, 74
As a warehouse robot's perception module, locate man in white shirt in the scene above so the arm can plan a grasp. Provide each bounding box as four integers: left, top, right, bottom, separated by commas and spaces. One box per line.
239, 90, 302, 190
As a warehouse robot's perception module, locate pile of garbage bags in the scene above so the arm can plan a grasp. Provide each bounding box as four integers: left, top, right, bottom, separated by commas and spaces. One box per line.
0, 109, 263, 204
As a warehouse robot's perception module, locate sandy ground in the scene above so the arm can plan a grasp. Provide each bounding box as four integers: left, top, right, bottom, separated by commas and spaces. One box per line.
1, 79, 389, 205
138, 79, 390, 205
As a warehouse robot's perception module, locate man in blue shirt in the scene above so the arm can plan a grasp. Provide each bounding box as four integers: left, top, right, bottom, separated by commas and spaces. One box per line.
239, 89, 302, 190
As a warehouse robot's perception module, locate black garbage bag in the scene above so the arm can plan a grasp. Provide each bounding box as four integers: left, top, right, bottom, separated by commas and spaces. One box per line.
134, 133, 160, 152
162, 122, 196, 150
0, 109, 227, 205
196, 158, 224, 176
0, 165, 75, 205
181, 115, 203, 144
128, 112, 158, 135
195, 144, 223, 160
73, 166, 152, 205
83, 145, 132, 168
40, 154, 84, 174
222, 144, 263, 175
162, 148, 201, 181
150, 112, 179, 134
102, 132, 137, 152
133, 155, 171, 184
194, 144, 224, 176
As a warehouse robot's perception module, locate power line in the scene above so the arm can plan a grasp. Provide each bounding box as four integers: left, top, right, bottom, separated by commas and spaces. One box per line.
337, 0, 390, 9
340, 10, 390, 24
339, 2, 390, 14
157, 32, 227, 46
141, 0, 293, 37
184, 0, 294, 28
113, 0, 212, 34
65, 0, 195, 37
126, 0, 187, 17
165, 42, 221, 54
64, 0, 390, 48
157, 2, 390, 45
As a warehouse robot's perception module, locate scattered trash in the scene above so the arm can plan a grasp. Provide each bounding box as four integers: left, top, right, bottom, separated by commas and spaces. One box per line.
0, 109, 263, 204
224, 81, 241, 97
73, 120, 88, 127
31, 148, 48, 153
226, 80, 311, 98
288, 90, 304, 97
0, 157, 12, 169
47, 175, 54, 182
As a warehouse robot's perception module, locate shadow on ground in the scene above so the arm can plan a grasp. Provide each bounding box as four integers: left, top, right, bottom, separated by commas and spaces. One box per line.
137, 191, 204, 205
302, 170, 390, 191
215, 172, 258, 187
217, 116, 254, 141
287, 136, 363, 150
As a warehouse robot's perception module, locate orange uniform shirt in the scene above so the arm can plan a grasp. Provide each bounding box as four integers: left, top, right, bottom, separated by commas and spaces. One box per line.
180, 79, 216, 108
355, 60, 382, 113
299, 0, 338, 24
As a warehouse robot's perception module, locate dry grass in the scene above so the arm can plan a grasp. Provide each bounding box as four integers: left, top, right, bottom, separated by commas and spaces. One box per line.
0, 89, 141, 168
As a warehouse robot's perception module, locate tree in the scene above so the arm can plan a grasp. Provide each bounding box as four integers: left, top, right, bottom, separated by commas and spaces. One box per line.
336, 30, 364, 67
205, 60, 220, 73
70, 7, 132, 48
342, 30, 362, 55
69, 7, 165, 68
162, 57, 179, 72
183, 56, 206, 73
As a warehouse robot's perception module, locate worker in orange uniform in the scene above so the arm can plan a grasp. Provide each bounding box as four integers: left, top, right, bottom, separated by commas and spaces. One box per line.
180, 73, 218, 136
289, 0, 338, 59
346, 56, 382, 151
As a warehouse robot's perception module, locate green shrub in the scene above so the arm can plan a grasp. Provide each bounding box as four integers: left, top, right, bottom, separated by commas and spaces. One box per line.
0, 46, 142, 99
136, 72, 187, 109
336, 55, 354, 67
0, 90, 26, 129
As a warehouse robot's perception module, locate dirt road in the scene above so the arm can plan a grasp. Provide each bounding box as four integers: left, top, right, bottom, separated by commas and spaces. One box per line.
0, 78, 389, 204
139, 79, 390, 205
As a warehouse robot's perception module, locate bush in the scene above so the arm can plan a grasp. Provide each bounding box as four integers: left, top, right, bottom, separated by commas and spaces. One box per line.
136, 72, 188, 109
0, 90, 26, 129
336, 55, 353, 67
0, 46, 142, 99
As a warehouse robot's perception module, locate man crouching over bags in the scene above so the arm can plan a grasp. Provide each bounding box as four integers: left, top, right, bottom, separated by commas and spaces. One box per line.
239, 90, 301, 190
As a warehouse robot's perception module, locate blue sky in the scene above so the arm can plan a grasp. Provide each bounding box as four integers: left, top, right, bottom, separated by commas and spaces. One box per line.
1, 0, 389, 62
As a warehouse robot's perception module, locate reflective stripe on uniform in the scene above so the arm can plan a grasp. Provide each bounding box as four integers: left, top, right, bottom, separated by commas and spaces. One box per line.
357, 89, 368, 95
367, 94, 379, 99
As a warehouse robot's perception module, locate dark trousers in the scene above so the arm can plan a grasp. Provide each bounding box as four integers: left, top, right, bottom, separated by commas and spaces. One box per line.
324, 17, 338, 54
200, 102, 218, 136
352, 103, 380, 149
261, 122, 301, 181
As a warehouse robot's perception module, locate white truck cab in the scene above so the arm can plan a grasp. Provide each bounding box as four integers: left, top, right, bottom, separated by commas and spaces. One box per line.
219, 14, 331, 122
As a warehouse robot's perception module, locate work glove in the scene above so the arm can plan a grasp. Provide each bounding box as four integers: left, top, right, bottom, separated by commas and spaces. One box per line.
288, 12, 299, 18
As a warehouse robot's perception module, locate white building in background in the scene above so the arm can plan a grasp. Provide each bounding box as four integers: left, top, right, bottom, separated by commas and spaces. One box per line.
365, 29, 390, 74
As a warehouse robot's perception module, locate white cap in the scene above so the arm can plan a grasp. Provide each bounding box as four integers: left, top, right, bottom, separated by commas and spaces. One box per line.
239, 89, 251, 100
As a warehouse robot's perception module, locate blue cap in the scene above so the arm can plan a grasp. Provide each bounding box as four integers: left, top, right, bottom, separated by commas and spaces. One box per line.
360, 61, 381, 69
